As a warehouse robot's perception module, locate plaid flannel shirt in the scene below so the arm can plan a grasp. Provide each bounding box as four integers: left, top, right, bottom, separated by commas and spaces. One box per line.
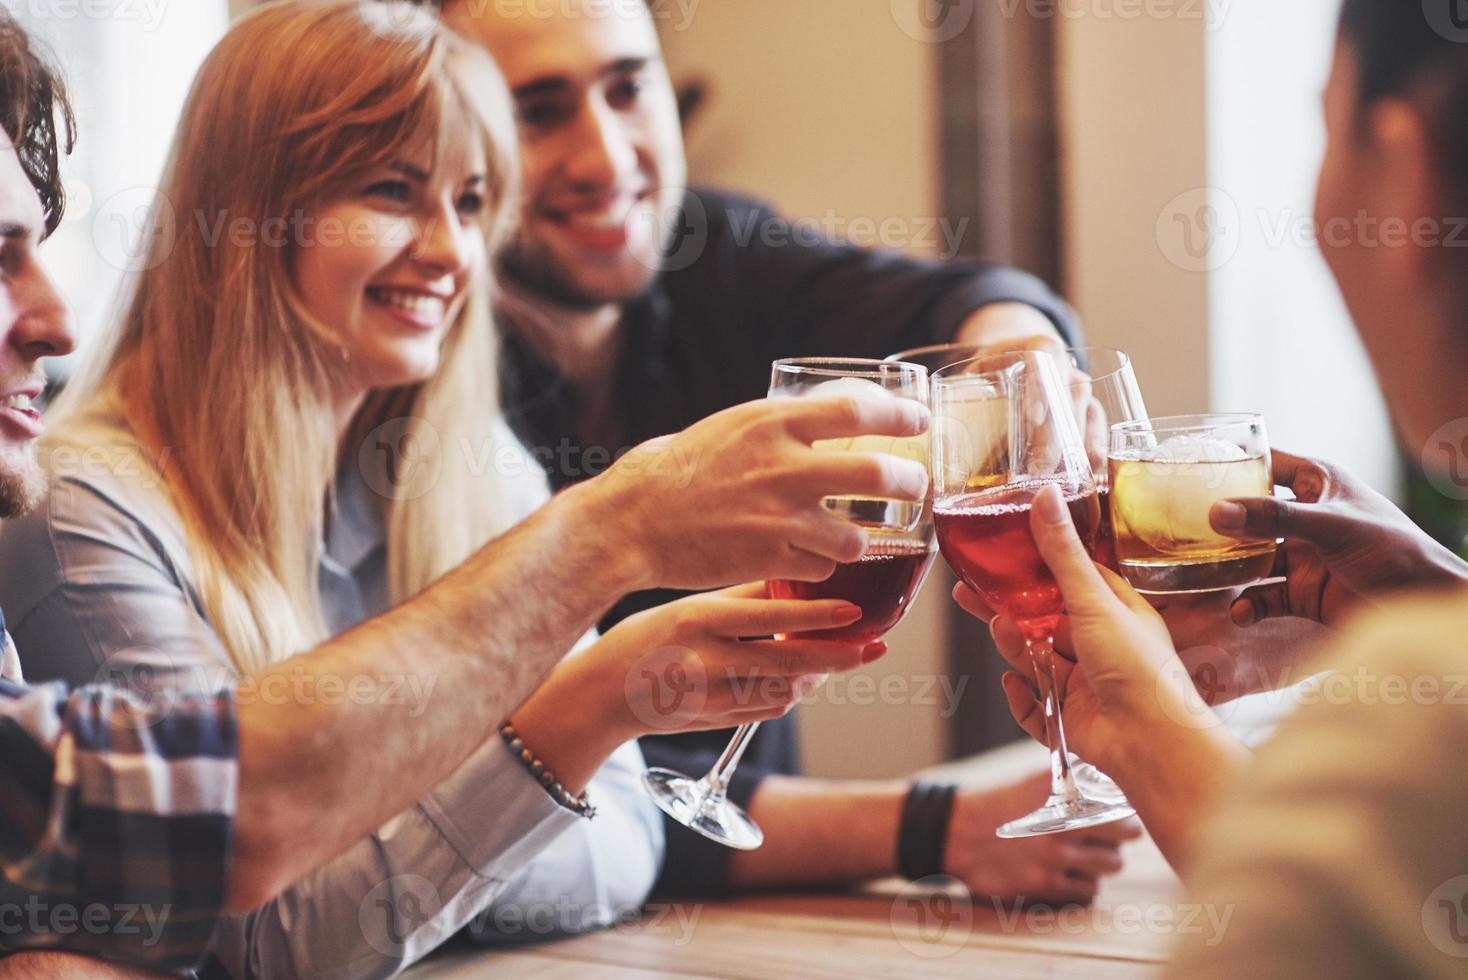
0, 610, 237, 972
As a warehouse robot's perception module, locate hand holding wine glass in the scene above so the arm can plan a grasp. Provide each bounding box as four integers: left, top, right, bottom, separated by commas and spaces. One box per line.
964, 482, 1251, 868
642, 359, 938, 850
950, 487, 1194, 773
598, 392, 930, 591
931, 350, 1135, 837
509, 584, 889, 793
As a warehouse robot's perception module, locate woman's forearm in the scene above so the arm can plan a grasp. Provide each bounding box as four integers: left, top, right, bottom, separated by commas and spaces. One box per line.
1117, 724, 1252, 875
231, 480, 649, 912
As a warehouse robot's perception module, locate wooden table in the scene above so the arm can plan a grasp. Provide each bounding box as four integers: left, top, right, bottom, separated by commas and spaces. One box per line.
406, 742, 1182, 979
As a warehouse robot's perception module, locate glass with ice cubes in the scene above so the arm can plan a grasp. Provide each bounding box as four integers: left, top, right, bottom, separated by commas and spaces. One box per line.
1108, 414, 1276, 594
768, 358, 930, 532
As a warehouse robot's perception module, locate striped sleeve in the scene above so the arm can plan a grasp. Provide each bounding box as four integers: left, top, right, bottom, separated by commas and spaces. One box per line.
0, 672, 237, 971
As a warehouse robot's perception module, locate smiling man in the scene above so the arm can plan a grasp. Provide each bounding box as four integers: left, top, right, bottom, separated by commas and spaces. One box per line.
436, 0, 1137, 922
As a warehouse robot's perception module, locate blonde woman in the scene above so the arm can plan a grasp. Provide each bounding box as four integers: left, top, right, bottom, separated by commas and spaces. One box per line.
0, 1, 926, 976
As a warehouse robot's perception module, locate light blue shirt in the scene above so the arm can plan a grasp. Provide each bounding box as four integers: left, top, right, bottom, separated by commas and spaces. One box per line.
0, 401, 663, 978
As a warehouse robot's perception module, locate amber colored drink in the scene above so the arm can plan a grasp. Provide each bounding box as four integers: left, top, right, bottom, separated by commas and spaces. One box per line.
767, 541, 937, 642
1109, 455, 1276, 593
934, 481, 1100, 638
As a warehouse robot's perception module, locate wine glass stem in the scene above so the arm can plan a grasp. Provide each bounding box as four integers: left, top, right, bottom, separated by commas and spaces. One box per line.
1026, 635, 1081, 803
700, 722, 762, 810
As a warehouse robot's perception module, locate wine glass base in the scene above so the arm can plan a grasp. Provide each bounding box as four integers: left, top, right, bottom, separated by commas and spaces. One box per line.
1070, 759, 1129, 804
641, 768, 765, 850
996, 795, 1136, 839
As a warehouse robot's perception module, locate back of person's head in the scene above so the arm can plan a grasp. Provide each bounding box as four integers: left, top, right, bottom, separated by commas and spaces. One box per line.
0, 8, 72, 237
1338, 0, 1468, 207
54, 0, 526, 674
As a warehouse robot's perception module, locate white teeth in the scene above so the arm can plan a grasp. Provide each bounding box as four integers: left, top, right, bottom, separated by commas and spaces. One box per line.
3, 395, 32, 411
369, 288, 447, 322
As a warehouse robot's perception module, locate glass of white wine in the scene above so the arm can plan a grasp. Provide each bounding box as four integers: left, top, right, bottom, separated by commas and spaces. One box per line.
769, 358, 930, 532
1109, 413, 1276, 594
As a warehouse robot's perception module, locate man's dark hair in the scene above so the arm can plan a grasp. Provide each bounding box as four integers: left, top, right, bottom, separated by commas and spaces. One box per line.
1338, 1, 1468, 200
0, 8, 74, 236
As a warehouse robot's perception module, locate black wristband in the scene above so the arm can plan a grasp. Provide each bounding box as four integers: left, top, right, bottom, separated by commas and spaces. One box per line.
897, 782, 959, 881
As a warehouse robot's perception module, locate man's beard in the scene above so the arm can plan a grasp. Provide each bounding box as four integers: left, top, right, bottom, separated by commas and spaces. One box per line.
497, 236, 660, 313
0, 443, 47, 519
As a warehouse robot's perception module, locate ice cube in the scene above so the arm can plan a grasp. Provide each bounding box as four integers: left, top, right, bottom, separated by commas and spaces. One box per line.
1151, 434, 1249, 464
804, 376, 898, 402
799, 377, 901, 454
1112, 454, 1269, 556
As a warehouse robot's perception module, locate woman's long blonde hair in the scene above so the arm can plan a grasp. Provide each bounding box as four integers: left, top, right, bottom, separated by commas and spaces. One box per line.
54, 0, 531, 675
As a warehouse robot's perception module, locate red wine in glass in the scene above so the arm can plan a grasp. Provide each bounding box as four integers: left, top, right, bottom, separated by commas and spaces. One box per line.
933, 480, 1100, 639
767, 541, 937, 642
1092, 485, 1119, 573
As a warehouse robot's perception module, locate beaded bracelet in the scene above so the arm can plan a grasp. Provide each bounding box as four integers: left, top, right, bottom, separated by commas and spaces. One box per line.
499, 723, 597, 819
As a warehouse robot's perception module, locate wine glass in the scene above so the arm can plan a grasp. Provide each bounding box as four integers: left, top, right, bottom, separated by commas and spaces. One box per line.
1109, 414, 1275, 594
641, 358, 937, 849
894, 344, 1145, 802
930, 350, 1136, 837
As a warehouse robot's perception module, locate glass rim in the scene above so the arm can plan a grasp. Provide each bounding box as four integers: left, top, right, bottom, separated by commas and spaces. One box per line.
930, 350, 1051, 386
1110, 412, 1266, 436
771, 356, 928, 381
894, 345, 1132, 389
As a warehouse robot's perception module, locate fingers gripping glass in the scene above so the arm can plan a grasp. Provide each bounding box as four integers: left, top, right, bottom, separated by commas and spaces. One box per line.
641, 358, 937, 850
930, 351, 1135, 838
894, 345, 1145, 805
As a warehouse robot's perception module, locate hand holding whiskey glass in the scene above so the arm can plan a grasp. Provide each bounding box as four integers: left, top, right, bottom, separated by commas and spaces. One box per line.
1109, 414, 1276, 595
